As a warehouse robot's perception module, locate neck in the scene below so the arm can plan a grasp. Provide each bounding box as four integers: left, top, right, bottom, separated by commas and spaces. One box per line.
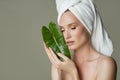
73, 41, 95, 60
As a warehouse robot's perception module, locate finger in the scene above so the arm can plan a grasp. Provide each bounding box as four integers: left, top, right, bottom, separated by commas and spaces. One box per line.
43, 43, 56, 63
43, 43, 49, 53
43, 43, 61, 65
44, 44, 53, 59
57, 53, 69, 61
43, 43, 58, 61
49, 48, 61, 63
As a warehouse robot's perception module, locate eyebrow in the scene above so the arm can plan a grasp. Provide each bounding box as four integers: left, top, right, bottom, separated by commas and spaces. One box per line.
69, 23, 78, 26
59, 22, 78, 28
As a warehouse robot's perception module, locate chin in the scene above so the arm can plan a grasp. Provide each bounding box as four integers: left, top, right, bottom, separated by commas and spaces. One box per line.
68, 46, 77, 51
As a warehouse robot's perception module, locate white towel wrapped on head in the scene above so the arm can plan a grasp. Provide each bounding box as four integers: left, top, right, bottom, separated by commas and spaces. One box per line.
55, 0, 113, 56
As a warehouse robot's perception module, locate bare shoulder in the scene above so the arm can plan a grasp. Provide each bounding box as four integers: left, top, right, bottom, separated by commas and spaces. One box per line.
98, 55, 117, 68
97, 55, 117, 80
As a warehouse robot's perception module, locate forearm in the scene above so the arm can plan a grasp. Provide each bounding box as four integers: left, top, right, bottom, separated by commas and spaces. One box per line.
70, 68, 80, 80
51, 65, 62, 80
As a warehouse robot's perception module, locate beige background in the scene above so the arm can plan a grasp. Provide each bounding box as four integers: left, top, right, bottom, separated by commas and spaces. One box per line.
0, 0, 119, 80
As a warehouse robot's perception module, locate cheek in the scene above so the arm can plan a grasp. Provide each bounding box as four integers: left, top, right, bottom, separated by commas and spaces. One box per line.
74, 34, 82, 44
72, 28, 83, 39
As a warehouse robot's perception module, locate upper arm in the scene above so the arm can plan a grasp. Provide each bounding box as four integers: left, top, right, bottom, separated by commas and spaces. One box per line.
97, 57, 117, 80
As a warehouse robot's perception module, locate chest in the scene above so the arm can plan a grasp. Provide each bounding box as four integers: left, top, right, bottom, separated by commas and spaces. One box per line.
74, 58, 98, 80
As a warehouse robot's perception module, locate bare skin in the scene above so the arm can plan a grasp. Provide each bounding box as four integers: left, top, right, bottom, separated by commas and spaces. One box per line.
51, 54, 117, 80
44, 11, 117, 80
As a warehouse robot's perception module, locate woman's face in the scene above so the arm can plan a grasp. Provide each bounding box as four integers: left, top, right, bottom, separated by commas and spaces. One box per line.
59, 11, 90, 51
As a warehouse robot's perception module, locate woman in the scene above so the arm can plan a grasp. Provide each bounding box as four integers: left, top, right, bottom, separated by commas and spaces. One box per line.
44, 0, 117, 80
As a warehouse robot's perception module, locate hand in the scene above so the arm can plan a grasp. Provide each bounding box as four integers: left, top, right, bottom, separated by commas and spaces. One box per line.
44, 43, 76, 73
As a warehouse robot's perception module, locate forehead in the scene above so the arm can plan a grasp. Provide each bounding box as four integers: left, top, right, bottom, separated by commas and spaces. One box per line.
59, 11, 80, 26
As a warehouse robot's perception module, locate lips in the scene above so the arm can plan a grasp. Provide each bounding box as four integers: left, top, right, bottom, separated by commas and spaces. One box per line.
66, 41, 74, 46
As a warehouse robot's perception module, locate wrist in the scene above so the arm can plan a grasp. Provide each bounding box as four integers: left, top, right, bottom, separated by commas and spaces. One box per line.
70, 68, 80, 80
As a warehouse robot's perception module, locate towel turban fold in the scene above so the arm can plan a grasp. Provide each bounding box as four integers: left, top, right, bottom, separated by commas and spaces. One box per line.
55, 0, 113, 56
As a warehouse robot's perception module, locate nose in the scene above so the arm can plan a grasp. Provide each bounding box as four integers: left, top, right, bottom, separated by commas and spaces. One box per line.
64, 30, 71, 39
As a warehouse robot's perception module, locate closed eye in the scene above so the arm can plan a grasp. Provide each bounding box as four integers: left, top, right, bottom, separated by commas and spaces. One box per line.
71, 26, 77, 30
61, 30, 64, 33
60, 28, 65, 33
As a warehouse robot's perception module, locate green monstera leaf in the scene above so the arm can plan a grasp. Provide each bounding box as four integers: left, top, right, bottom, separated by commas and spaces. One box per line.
41, 22, 71, 59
